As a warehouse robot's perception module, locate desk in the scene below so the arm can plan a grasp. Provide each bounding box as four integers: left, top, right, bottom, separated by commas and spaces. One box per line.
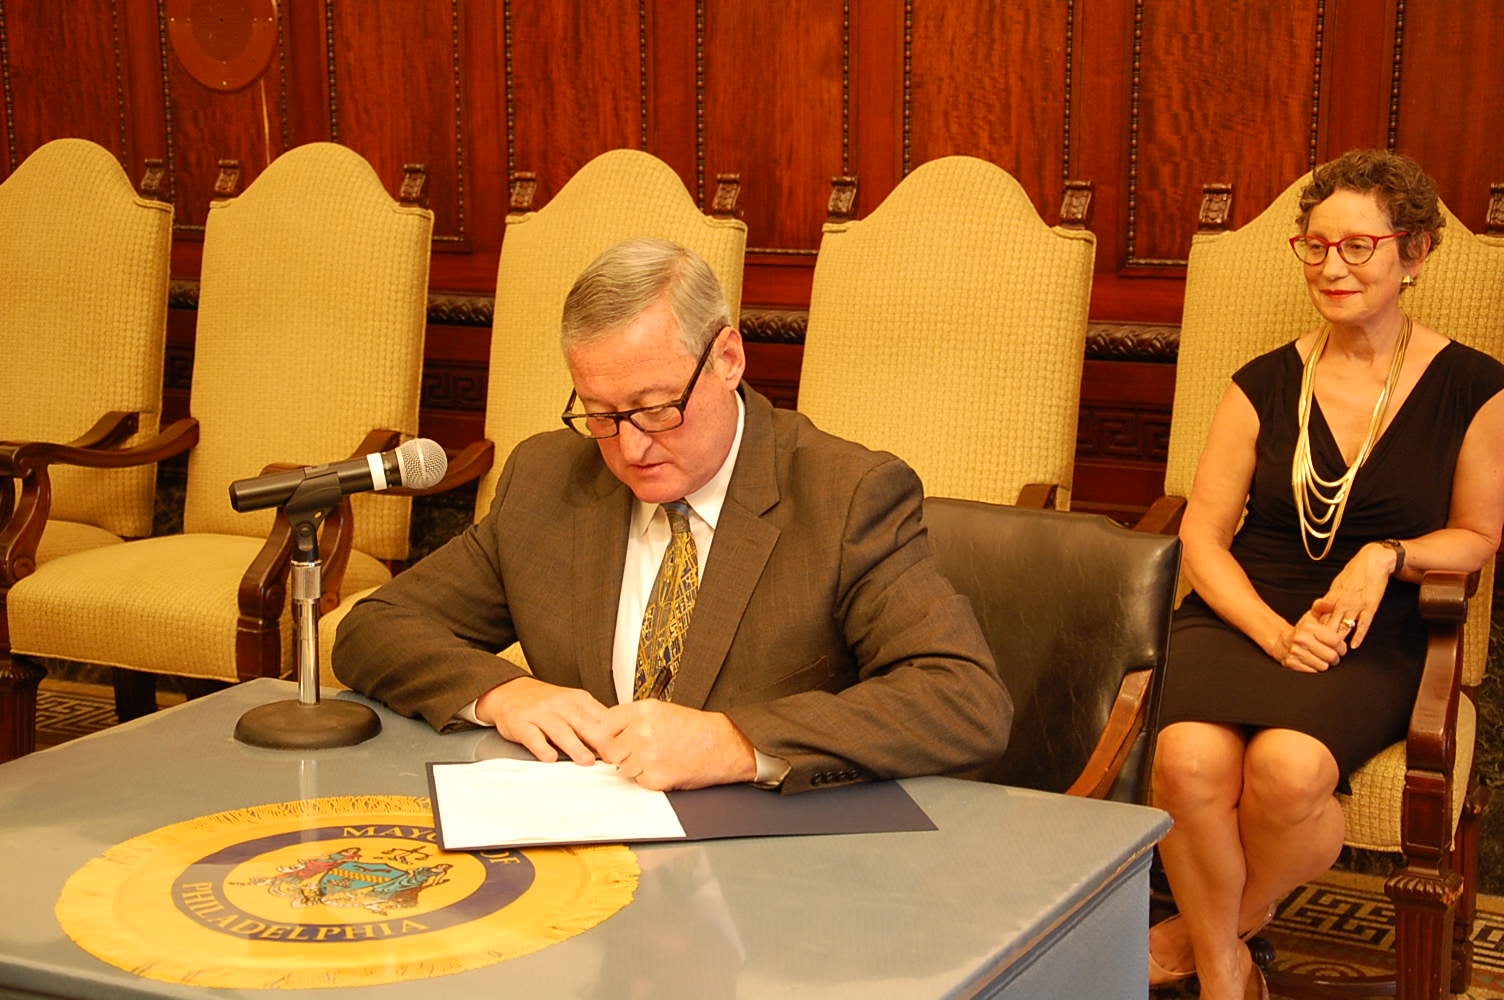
0, 679, 1169, 999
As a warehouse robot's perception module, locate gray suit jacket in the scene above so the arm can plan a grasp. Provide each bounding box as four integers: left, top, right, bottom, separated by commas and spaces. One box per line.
332, 387, 1011, 793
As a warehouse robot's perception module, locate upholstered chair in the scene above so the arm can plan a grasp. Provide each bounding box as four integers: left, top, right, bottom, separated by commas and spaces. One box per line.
317, 148, 748, 686
0, 138, 183, 761
4, 142, 433, 755
924, 498, 1180, 798
798, 156, 1096, 507
1142, 175, 1504, 999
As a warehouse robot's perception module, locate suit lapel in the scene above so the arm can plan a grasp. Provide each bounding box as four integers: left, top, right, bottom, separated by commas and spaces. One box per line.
572, 461, 631, 706
672, 388, 782, 709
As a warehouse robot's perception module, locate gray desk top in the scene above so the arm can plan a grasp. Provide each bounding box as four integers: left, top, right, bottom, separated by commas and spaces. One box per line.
0, 679, 1169, 999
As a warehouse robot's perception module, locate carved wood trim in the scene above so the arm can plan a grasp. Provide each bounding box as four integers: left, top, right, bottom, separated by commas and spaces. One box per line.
1198, 182, 1233, 232
427, 292, 493, 327
1060, 180, 1093, 229
322, 1, 338, 141
827, 175, 858, 224
637, 0, 648, 150
399, 163, 428, 207
0, 3, 13, 171
710, 173, 741, 219
507, 170, 536, 215
1062, 0, 1077, 191
1388, 0, 1406, 151
1087, 323, 1179, 362
214, 158, 241, 198
739, 309, 808, 345
139, 157, 166, 199
694, 0, 705, 204
1487, 183, 1504, 236
901, 0, 913, 175
155, 0, 180, 214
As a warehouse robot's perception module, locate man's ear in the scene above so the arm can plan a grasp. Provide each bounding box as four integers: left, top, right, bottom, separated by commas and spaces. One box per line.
714, 326, 747, 386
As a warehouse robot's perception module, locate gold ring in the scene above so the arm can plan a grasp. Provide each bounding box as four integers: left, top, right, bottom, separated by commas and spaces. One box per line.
1340, 617, 1357, 630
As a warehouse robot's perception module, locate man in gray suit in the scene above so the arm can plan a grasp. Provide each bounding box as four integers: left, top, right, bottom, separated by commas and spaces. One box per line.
333, 238, 1010, 793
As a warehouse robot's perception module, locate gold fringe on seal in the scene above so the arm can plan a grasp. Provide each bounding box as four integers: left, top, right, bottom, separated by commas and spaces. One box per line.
56, 795, 639, 989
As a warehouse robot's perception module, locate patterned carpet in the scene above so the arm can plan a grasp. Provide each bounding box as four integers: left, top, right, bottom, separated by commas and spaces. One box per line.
33, 679, 1504, 998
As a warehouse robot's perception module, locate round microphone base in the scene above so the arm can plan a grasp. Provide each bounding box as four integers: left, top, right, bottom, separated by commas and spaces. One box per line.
233, 699, 382, 750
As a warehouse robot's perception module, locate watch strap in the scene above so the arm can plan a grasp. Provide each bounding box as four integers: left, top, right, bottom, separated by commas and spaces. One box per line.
1380, 538, 1406, 575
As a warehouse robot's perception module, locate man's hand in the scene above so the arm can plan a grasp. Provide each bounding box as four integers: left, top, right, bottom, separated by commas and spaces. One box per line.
591, 700, 758, 790
474, 677, 609, 765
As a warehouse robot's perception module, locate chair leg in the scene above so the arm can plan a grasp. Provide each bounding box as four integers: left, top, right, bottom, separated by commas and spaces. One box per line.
112, 668, 157, 721
0, 650, 45, 762
1448, 779, 1488, 996
1385, 863, 1461, 1000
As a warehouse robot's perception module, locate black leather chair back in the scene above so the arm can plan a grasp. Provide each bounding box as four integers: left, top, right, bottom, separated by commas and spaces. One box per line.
924, 497, 1181, 795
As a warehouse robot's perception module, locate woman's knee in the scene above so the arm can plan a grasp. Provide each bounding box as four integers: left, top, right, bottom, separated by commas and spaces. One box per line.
1242, 732, 1339, 819
1151, 723, 1244, 810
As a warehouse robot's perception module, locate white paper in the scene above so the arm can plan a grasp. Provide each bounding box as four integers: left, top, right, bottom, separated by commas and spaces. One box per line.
430, 757, 687, 849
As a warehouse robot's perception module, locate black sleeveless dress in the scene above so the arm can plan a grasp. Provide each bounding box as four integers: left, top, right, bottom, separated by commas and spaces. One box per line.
1154, 339, 1504, 787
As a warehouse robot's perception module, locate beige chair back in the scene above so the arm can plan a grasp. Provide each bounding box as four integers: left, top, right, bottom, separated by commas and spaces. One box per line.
798, 155, 1095, 506
477, 148, 747, 515
1170, 176, 1504, 688
0, 138, 172, 538
182, 142, 433, 562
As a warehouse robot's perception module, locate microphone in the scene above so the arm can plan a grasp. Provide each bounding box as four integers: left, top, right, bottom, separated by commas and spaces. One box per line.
229, 438, 448, 512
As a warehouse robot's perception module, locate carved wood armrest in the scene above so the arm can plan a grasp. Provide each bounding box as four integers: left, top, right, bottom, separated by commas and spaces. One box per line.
0, 410, 135, 453
1405, 571, 1476, 775
1133, 495, 1186, 535
1066, 668, 1153, 799
1013, 483, 1059, 509
0, 417, 201, 587
0, 416, 198, 476
385, 438, 495, 496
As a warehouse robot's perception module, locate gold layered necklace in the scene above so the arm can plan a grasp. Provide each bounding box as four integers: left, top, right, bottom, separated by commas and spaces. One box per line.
1291, 313, 1412, 560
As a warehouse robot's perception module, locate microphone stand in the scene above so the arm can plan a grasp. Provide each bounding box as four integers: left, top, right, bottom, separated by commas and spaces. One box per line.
233, 470, 382, 749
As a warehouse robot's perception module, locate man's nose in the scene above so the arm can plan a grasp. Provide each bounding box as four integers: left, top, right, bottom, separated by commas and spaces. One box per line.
616, 420, 655, 460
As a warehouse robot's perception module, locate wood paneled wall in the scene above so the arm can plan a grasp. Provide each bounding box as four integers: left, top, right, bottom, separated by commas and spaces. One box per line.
5, 0, 1502, 520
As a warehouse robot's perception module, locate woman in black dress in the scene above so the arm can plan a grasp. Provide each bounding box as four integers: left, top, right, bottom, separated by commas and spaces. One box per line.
1147, 150, 1504, 1000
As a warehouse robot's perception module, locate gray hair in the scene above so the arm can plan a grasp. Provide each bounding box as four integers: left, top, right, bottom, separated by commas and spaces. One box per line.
561, 237, 730, 356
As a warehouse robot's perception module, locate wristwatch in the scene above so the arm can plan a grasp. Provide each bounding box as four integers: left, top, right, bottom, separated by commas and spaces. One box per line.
1379, 538, 1406, 575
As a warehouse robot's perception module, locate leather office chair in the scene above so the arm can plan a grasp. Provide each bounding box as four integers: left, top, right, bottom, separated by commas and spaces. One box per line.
924, 497, 1180, 798
317, 148, 748, 685
1140, 176, 1504, 999
3, 142, 434, 755
0, 138, 181, 762
799, 156, 1096, 507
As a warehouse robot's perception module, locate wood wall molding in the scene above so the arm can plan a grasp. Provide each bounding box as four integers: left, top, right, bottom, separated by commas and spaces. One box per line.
12, 1, 1504, 515
0, 0, 131, 174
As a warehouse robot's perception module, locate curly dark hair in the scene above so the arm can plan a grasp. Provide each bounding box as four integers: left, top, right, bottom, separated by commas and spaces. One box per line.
1296, 149, 1443, 263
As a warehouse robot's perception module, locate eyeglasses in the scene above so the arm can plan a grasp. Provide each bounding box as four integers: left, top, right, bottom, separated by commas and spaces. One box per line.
1288, 232, 1408, 266
561, 327, 725, 439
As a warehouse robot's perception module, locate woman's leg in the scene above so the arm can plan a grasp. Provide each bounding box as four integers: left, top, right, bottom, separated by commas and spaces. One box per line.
1150, 721, 1250, 993
1236, 729, 1345, 925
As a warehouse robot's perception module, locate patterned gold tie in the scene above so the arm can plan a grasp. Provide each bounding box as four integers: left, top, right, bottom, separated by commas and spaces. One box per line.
633, 500, 699, 701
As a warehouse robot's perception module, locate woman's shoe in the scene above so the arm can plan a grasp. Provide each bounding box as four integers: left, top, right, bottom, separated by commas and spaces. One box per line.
1148, 914, 1195, 987
1148, 904, 1277, 988
1240, 902, 1277, 942
1243, 963, 1270, 1000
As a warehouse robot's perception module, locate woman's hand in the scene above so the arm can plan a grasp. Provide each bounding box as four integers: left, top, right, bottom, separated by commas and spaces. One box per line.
1314, 543, 1398, 649
1274, 598, 1349, 671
